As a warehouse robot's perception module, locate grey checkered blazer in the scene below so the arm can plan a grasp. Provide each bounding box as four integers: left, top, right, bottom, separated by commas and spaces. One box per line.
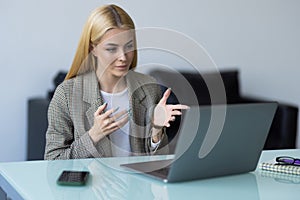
44, 70, 169, 160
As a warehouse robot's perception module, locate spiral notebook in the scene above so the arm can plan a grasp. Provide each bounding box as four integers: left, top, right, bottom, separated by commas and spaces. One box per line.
259, 162, 300, 176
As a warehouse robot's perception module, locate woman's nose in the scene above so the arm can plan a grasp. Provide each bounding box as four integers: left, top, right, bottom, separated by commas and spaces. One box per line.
118, 50, 127, 61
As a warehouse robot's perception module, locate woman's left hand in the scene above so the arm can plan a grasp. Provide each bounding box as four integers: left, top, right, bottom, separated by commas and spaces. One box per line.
153, 88, 190, 128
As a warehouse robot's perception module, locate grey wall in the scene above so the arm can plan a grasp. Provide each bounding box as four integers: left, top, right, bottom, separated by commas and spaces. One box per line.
0, 0, 299, 161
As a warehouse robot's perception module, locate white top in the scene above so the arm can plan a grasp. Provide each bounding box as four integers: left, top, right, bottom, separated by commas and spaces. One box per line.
101, 88, 160, 157
101, 88, 131, 157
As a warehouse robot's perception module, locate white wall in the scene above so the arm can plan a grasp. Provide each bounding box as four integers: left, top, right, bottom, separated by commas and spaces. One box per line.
0, 0, 299, 162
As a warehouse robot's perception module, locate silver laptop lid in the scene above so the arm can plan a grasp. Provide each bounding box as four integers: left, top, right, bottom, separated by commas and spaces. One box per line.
167, 103, 277, 182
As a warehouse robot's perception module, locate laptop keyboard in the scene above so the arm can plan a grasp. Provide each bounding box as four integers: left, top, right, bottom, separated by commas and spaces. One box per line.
147, 166, 170, 179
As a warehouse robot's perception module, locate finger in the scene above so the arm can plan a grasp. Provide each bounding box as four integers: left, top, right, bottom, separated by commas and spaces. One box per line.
170, 116, 176, 121
104, 126, 119, 135
104, 114, 129, 132
171, 110, 182, 115
103, 118, 113, 125
115, 114, 129, 127
101, 107, 118, 119
168, 104, 190, 110
111, 109, 129, 121
110, 106, 120, 116
94, 102, 107, 116
158, 88, 171, 105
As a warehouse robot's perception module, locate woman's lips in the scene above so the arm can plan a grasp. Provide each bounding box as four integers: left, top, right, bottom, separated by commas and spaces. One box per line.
115, 65, 128, 70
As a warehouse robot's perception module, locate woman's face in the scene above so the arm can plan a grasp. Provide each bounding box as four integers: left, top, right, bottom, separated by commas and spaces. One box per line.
92, 28, 135, 79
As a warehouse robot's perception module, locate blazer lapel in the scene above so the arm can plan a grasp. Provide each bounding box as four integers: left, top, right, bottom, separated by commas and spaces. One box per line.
126, 70, 148, 129
82, 71, 112, 156
82, 72, 103, 128
126, 71, 154, 154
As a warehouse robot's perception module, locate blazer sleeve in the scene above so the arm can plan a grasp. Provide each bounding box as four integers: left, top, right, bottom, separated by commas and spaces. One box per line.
44, 83, 101, 160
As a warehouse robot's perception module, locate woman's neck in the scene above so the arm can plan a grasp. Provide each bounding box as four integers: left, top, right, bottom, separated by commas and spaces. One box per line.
97, 73, 127, 93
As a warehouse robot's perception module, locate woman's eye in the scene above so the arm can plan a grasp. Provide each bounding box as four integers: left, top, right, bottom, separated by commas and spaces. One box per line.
106, 48, 117, 53
125, 43, 134, 51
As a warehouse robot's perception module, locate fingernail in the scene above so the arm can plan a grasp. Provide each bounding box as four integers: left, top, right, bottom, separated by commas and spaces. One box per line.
114, 106, 120, 112
110, 107, 119, 116
103, 102, 108, 106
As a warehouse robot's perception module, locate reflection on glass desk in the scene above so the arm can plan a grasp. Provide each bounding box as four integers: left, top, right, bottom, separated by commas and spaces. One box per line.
0, 149, 300, 200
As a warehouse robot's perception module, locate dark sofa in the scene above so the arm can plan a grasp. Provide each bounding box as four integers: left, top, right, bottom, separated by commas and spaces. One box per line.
27, 69, 298, 160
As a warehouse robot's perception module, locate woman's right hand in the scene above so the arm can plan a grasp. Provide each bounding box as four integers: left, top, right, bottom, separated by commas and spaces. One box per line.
88, 103, 129, 143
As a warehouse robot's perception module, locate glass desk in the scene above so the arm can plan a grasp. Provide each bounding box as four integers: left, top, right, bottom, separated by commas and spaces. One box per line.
1, 149, 300, 200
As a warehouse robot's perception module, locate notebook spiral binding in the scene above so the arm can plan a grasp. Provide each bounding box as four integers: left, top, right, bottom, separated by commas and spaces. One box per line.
259, 162, 300, 176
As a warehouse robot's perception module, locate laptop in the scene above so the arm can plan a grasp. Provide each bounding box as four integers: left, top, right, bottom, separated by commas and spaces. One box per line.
121, 103, 278, 183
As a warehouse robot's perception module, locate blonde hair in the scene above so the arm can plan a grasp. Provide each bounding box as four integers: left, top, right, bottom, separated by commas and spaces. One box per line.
65, 4, 137, 80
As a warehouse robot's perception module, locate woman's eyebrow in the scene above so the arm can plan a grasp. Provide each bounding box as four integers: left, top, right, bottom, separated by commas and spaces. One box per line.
105, 43, 118, 47
104, 39, 133, 46
125, 39, 133, 45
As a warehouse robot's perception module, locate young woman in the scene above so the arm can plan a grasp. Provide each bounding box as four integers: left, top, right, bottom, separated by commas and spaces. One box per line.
44, 4, 188, 160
